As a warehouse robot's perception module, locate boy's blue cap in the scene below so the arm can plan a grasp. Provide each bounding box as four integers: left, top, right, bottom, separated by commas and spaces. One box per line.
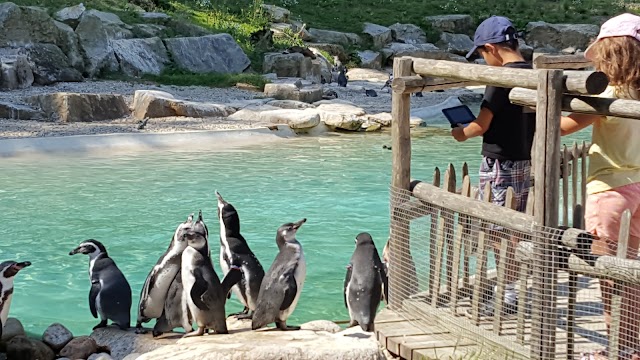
466, 16, 518, 59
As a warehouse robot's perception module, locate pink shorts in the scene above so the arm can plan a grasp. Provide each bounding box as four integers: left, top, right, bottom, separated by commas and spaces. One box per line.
585, 182, 640, 257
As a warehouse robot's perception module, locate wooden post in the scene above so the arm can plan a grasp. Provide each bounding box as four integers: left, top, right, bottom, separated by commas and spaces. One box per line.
529, 69, 563, 360
389, 57, 417, 307
609, 209, 631, 360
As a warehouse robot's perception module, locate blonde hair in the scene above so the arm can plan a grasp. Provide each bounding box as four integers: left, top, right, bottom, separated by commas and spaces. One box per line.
589, 36, 640, 98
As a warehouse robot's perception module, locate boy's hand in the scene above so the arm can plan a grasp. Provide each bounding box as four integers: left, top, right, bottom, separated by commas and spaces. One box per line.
451, 126, 467, 142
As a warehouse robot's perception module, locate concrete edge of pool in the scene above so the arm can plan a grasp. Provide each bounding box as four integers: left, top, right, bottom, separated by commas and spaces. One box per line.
0, 125, 299, 158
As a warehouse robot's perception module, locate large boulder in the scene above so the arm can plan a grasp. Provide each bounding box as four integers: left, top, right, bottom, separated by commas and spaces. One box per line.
389, 23, 427, 44
75, 11, 120, 77
261, 4, 290, 23
23, 43, 83, 85
425, 14, 473, 34
81, 9, 133, 39
59, 336, 99, 360
164, 34, 250, 74
6, 336, 55, 360
54, 20, 85, 72
357, 50, 382, 70
362, 23, 392, 49
0, 101, 45, 120
263, 53, 312, 78
256, 108, 321, 129
316, 103, 366, 131
308, 28, 361, 46
54, 3, 86, 28
111, 37, 170, 76
28, 92, 130, 122
525, 21, 599, 51
90, 328, 176, 360
381, 42, 466, 65
266, 100, 316, 109
131, 24, 167, 38
42, 323, 74, 352
0, 54, 33, 90
0, 3, 62, 47
131, 90, 235, 120
304, 43, 347, 62
263, 83, 323, 103
437, 33, 474, 56
518, 38, 534, 61
1, 318, 25, 345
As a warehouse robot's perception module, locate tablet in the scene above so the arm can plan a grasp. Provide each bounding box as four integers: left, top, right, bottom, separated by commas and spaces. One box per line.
442, 105, 476, 128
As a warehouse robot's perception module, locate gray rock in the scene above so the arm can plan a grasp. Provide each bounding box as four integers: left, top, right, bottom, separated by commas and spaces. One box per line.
59, 336, 98, 360
1, 318, 25, 343
131, 24, 167, 38
300, 320, 342, 333
437, 33, 474, 56
83, 10, 133, 39
122, 354, 142, 360
90, 328, 175, 360
0, 55, 34, 90
389, 23, 427, 44
88, 353, 114, 360
0, 101, 44, 120
29, 93, 130, 122
306, 50, 332, 83
23, 43, 83, 85
308, 28, 362, 46
271, 22, 296, 37
166, 18, 210, 37
316, 103, 366, 131
111, 37, 170, 76
362, 23, 392, 49
263, 52, 312, 78
54, 20, 85, 72
266, 100, 316, 109
258, 108, 321, 129
131, 90, 235, 120
42, 323, 74, 352
164, 34, 250, 74
75, 11, 119, 77
357, 50, 382, 70
263, 83, 323, 103
139, 12, 171, 22
54, 3, 86, 28
381, 42, 465, 65
6, 336, 55, 360
518, 39, 534, 61
525, 21, 599, 51
0, 3, 62, 47
425, 14, 473, 34
261, 4, 289, 23
83, 9, 124, 25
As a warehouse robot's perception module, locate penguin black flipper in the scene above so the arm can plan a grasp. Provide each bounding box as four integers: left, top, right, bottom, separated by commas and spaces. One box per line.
343, 264, 352, 309
379, 263, 389, 304
89, 279, 100, 319
220, 266, 243, 297
280, 272, 298, 311
190, 267, 211, 311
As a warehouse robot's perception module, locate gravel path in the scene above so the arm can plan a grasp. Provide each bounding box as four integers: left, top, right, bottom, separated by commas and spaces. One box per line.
0, 79, 483, 140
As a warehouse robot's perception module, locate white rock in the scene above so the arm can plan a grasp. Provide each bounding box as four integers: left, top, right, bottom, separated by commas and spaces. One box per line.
42, 323, 74, 352
316, 103, 366, 131
266, 100, 316, 109
263, 52, 312, 78
300, 320, 342, 333
111, 37, 170, 76
28, 92, 129, 122
263, 83, 323, 103
87, 353, 114, 360
122, 354, 142, 360
367, 112, 392, 126
343, 68, 389, 82
259, 109, 321, 129
131, 90, 234, 120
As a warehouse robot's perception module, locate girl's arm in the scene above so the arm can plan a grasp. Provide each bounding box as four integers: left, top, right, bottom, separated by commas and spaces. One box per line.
560, 113, 603, 136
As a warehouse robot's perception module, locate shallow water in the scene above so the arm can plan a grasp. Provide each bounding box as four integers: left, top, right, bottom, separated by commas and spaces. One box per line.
0, 121, 591, 336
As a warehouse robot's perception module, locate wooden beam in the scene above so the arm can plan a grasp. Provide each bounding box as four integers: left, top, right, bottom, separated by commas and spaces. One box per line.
410, 57, 607, 95
533, 54, 593, 70
510, 87, 640, 120
392, 75, 478, 94
411, 182, 535, 233
567, 253, 640, 286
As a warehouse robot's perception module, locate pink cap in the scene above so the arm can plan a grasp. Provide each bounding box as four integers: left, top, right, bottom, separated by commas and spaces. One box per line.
585, 13, 640, 60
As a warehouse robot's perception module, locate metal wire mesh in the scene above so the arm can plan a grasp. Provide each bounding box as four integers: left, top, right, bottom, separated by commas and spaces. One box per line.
386, 151, 640, 360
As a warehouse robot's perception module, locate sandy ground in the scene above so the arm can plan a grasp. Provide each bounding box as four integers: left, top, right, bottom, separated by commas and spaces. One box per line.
0, 79, 483, 140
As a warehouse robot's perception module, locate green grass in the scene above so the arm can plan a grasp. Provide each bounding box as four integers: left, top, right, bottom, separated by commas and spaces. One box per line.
141, 69, 270, 90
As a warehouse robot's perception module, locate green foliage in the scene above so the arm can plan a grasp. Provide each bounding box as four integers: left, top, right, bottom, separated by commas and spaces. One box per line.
141, 68, 270, 90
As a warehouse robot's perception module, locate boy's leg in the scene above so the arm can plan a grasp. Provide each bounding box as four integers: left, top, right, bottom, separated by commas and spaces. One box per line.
585, 183, 640, 353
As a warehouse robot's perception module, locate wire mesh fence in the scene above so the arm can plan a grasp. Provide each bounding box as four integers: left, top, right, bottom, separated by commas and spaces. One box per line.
387, 152, 640, 360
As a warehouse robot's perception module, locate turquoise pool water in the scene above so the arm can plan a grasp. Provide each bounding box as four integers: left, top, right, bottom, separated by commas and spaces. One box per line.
0, 124, 591, 336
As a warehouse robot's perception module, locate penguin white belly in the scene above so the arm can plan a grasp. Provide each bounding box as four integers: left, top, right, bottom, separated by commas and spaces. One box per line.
345, 279, 355, 321
96, 279, 106, 320
279, 251, 306, 321
0, 292, 13, 326
182, 250, 204, 327
240, 264, 253, 309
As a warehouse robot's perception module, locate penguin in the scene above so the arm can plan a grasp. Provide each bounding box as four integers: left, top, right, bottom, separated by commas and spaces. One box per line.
69, 239, 132, 330
252, 218, 307, 331
181, 211, 235, 337
365, 89, 378, 97
381, 74, 393, 91
0, 261, 31, 338
136, 214, 194, 333
414, 92, 423, 97
343, 232, 388, 332
216, 191, 265, 320
151, 269, 193, 337
337, 67, 348, 87
137, 118, 149, 130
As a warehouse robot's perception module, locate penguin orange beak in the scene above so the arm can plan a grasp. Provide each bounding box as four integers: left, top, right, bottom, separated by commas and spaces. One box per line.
292, 218, 307, 230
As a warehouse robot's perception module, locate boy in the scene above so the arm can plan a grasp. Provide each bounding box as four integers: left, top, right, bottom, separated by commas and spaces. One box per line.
452, 16, 536, 315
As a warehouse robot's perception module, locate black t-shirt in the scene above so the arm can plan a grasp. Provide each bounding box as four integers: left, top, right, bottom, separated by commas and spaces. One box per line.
480, 61, 536, 161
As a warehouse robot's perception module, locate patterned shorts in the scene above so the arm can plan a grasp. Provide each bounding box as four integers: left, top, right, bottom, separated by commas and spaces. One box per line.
478, 157, 531, 213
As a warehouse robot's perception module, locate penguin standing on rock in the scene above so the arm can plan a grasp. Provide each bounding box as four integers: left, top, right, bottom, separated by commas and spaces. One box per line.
338, 67, 348, 87
216, 191, 265, 320
0, 260, 31, 338
252, 218, 307, 331
344, 232, 388, 332
70, 239, 132, 330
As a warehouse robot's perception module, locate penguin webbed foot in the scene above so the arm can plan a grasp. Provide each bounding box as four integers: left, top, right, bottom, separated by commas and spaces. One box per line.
135, 327, 149, 334
235, 310, 253, 320
183, 327, 206, 338
92, 319, 108, 330
152, 330, 164, 338
276, 321, 300, 331
228, 307, 250, 318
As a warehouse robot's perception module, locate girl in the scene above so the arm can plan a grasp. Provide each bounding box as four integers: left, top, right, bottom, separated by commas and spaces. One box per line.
560, 13, 640, 360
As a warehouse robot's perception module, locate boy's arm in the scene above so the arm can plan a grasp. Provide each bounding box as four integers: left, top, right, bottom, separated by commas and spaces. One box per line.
451, 107, 493, 142
560, 113, 603, 136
